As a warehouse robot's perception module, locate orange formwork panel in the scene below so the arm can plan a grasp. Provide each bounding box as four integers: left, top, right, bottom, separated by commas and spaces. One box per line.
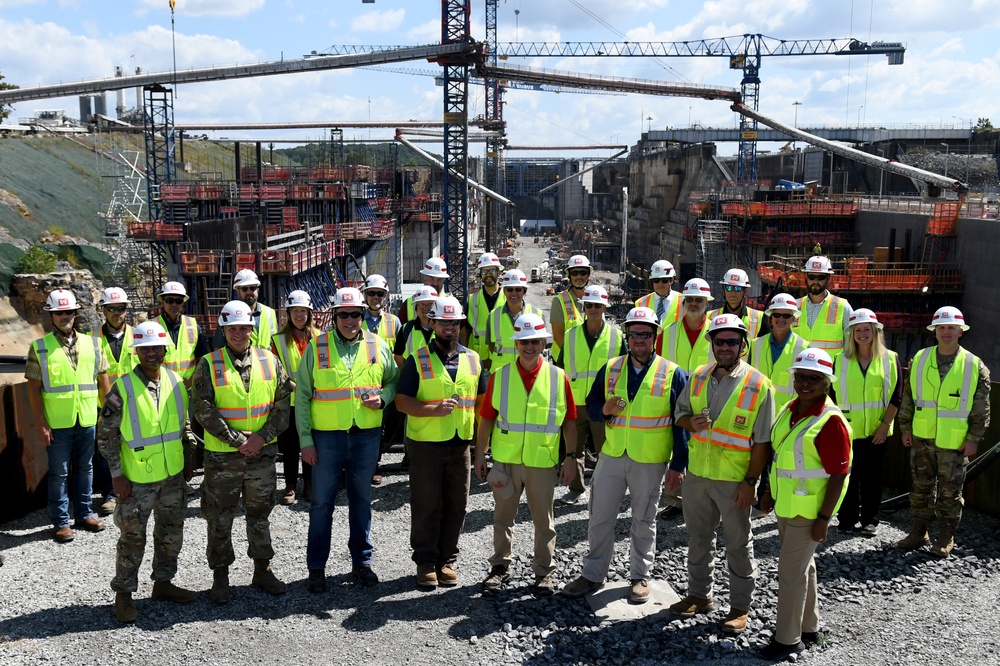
261, 250, 290, 275
180, 252, 219, 275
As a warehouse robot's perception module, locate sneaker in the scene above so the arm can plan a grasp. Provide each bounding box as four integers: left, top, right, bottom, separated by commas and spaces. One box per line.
75, 516, 106, 533
721, 608, 749, 635
308, 569, 327, 594
669, 594, 715, 618
657, 505, 683, 521
417, 565, 438, 588
98, 497, 117, 517
280, 487, 296, 505
437, 565, 459, 587
482, 565, 511, 592
859, 523, 878, 538
759, 639, 804, 661
628, 579, 651, 604
561, 576, 603, 598
352, 564, 380, 587
837, 521, 859, 534
559, 489, 586, 505
533, 574, 555, 596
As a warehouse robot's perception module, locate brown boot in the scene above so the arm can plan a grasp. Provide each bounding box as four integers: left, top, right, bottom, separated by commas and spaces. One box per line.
930, 522, 956, 558
151, 581, 198, 603
210, 567, 231, 604
115, 592, 138, 623
252, 559, 287, 596
895, 520, 930, 550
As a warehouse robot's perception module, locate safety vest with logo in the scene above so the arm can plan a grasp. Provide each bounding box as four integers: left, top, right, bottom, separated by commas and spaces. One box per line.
251, 304, 279, 350
487, 303, 543, 371
159, 314, 200, 381
203, 347, 278, 452
92, 325, 137, 383
658, 319, 715, 375
309, 331, 386, 431
467, 287, 506, 359
835, 349, 898, 439
273, 333, 306, 407
490, 360, 567, 468
551, 290, 584, 363
565, 322, 623, 405
635, 291, 682, 327
603, 354, 678, 463
794, 295, 848, 355
769, 399, 852, 519
406, 346, 481, 442
909, 346, 980, 450
115, 367, 188, 483
689, 363, 772, 481
749, 332, 807, 410
710, 306, 764, 341
32, 332, 101, 429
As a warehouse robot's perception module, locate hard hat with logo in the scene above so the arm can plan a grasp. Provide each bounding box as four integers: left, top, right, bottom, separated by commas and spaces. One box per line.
927, 306, 970, 331
708, 313, 748, 337
581, 285, 610, 305
131, 321, 170, 349
501, 269, 529, 290
802, 255, 834, 275
477, 252, 503, 270
624, 306, 659, 328
419, 256, 449, 279
333, 287, 364, 309
764, 292, 801, 317
650, 260, 676, 279
158, 281, 189, 302
43, 289, 79, 311
680, 278, 714, 301
720, 268, 751, 288
512, 312, 550, 341
218, 300, 254, 327
233, 268, 262, 288
847, 308, 883, 330
788, 347, 837, 380
284, 290, 313, 310
362, 274, 389, 292
99, 287, 130, 306
412, 285, 439, 304
565, 255, 591, 272
429, 295, 465, 320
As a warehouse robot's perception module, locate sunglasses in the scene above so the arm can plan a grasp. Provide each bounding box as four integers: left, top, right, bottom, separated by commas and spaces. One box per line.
806, 274, 829, 282
237, 286, 259, 292
771, 312, 794, 320
652, 278, 673, 284
627, 331, 655, 340
684, 297, 706, 304
365, 291, 387, 298
104, 305, 127, 314
713, 337, 742, 347
793, 373, 827, 386
584, 302, 604, 309
161, 297, 185, 305
336, 311, 363, 320
724, 285, 745, 292
481, 268, 499, 275
52, 311, 77, 318
434, 320, 461, 328
518, 339, 544, 346
504, 287, 526, 293
568, 269, 590, 277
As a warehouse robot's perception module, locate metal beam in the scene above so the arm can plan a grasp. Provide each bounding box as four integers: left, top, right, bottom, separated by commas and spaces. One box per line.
396, 132, 513, 206
537, 149, 628, 194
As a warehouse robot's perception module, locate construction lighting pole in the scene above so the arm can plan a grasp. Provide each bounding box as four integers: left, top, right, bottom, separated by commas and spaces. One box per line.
940, 142, 950, 178
954, 116, 972, 183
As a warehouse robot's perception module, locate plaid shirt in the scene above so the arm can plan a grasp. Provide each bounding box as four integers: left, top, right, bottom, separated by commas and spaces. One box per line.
24, 328, 110, 381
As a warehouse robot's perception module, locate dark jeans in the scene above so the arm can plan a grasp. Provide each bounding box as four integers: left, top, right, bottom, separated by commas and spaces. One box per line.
93, 444, 115, 500
837, 436, 886, 526
277, 406, 311, 488
407, 438, 471, 568
47, 424, 96, 528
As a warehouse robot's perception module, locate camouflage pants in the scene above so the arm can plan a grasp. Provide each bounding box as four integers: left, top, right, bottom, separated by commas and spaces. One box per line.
909, 436, 967, 524
202, 446, 277, 569
111, 473, 187, 593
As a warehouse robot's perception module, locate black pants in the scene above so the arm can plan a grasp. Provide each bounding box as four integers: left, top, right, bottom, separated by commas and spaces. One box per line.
837, 436, 886, 526
277, 406, 311, 488
407, 439, 471, 568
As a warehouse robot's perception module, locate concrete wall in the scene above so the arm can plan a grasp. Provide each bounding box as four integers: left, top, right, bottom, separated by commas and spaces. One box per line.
954, 216, 1000, 372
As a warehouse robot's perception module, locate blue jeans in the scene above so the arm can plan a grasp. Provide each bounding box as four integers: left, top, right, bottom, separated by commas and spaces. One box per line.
47, 424, 96, 528
306, 428, 380, 571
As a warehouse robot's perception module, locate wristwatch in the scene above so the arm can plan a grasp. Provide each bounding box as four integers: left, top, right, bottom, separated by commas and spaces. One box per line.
743, 476, 758, 487
565, 452, 581, 459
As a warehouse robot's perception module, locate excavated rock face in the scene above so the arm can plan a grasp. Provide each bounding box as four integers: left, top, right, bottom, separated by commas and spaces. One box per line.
10, 270, 103, 333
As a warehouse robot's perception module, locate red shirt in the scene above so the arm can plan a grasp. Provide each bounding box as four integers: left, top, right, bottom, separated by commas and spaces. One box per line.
683, 317, 705, 348
479, 359, 577, 421
785, 398, 852, 475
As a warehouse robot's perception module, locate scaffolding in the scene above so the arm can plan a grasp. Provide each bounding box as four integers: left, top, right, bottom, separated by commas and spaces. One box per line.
696, 219, 730, 299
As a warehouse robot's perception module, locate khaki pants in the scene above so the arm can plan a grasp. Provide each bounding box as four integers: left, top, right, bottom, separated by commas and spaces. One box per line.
775, 516, 820, 644
488, 464, 558, 578
567, 412, 606, 492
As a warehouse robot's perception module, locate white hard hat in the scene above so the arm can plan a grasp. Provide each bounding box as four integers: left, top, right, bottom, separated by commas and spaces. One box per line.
131, 321, 170, 349
99, 287, 130, 306
158, 281, 189, 301
419, 256, 449, 279
720, 268, 751, 288
927, 306, 969, 331
566, 255, 591, 272
681, 278, 714, 301
362, 274, 389, 292
802, 255, 834, 275
847, 308, 883, 330
650, 260, 676, 279
333, 288, 364, 309
624, 306, 659, 328
233, 268, 261, 288
764, 293, 801, 317
43, 289, 79, 312
512, 312, 550, 341
501, 269, 528, 290
218, 300, 254, 327
581, 285, 610, 305
788, 347, 837, 380
429, 295, 465, 320
412, 285, 439, 304
284, 290, 313, 310
708, 313, 748, 336
477, 252, 502, 270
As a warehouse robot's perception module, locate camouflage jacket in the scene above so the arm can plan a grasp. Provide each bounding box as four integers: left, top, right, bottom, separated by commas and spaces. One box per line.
898, 348, 991, 443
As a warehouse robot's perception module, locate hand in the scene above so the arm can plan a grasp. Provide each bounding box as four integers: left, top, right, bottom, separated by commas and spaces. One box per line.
872, 422, 890, 445
474, 453, 488, 481
665, 469, 683, 493
602, 397, 624, 416
734, 480, 756, 510
759, 489, 774, 514
811, 518, 830, 543
301, 446, 318, 466
901, 432, 913, 447
112, 475, 131, 501
289, 380, 296, 392
960, 440, 979, 457
437, 398, 458, 415
42, 424, 53, 446
239, 432, 266, 457
560, 459, 578, 485
689, 414, 712, 432
361, 393, 382, 410
183, 465, 194, 483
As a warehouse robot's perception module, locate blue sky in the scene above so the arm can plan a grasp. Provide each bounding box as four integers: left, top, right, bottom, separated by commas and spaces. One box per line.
1, 0, 998, 157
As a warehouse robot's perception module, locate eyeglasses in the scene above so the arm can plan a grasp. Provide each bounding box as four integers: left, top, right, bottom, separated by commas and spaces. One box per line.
806, 274, 829, 282
336, 310, 363, 320
724, 285, 745, 292
365, 291, 387, 298
481, 268, 499, 275
504, 287, 526, 293
568, 269, 590, 277
517, 339, 544, 346
793, 373, 827, 386
237, 286, 259, 293
104, 305, 127, 314
684, 297, 706, 304
627, 331, 655, 340
434, 320, 461, 328
770, 312, 794, 320
652, 278, 673, 284
584, 302, 604, 309
161, 297, 185, 305
713, 337, 742, 347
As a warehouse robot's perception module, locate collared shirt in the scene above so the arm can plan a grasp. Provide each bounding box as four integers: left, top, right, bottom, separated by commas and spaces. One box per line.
393, 320, 434, 357
101, 323, 127, 363
364, 310, 383, 334
675, 360, 776, 445
25, 328, 110, 381
397, 339, 489, 396
549, 290, 584, 324
897, 347, 991, 442
769, 333, 791, 365
804, 292, 854, 329
554, 321, 628, 368
478, 359, 578, 421
782, 398, 851, 474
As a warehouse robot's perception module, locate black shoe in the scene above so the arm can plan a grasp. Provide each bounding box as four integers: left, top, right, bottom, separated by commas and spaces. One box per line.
308, 569, 327, 594
801, 631, 824, 648
759, 639, 804, 661
482, 565, 511, 592
837, 521, 859, 534
352, 564, 379, 587
657, 505, 682, 521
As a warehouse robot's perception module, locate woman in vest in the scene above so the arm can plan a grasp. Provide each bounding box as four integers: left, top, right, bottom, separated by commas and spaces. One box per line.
272, 290, 320, 505
749, 293, 807, 411
393, 285, 438, 368
759, 348, 852, 661
832, 309, 901, 537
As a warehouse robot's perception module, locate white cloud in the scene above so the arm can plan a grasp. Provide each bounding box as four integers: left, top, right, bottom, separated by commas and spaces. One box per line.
351, 9, 406, 33
138, 0, 266, 19
406, 19, 439, 44
931, 37, 964, 57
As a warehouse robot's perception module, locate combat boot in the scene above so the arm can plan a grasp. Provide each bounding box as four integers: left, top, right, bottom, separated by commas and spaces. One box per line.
115, 592, 138, 623
210, 567, 231, 604
252, 559, 287, 596
151, 581, 198, 603
895, 520, 930, 550
930, 522, 956, 558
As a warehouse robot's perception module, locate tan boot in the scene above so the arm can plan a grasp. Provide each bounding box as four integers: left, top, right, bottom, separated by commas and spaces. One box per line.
252, 559, 287, 596
930, 522, 956, 558
210, 567, 231, 604
895, 520, 930, 550
115, 592, 138, 623
151, 581, 198, 603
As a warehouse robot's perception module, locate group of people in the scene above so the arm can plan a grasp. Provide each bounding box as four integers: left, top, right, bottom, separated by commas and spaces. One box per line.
25, 251, 989, 661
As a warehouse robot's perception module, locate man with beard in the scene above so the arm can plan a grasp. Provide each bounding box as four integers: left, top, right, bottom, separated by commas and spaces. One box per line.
461, 252, 506, 361
710, 269, 765, 341
793, 256, 853, 358
550, 254, 592, 364
658, 278, 716, 375
212, 270, 279, 350
398, 257, 449, 324
634, 260, 681, 328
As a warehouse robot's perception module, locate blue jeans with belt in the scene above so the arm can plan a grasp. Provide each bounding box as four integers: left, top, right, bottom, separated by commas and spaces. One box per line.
47, 424, 96, 528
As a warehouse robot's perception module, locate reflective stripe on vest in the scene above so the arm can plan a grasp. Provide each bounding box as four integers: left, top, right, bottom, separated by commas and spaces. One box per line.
661, 319, 714, 375
406, 346, 481, 441
34, 333, 101, 428
404, 325, 433, 360
489, 304, 541, 371
565, 323, 621, 404
604, 355, 677, 463
794, 295, 846, 352
204, 347, 278, 452
910, 346, 978, 449
836, 350, 898, 439
93, 326, 137, 383
469, 287, 505, 338
710, 307, 763, 341
635, 292, 681, 326
159, 315, 199, 380
310, 331, 384, 430
273, 333, 305, 407
490, 361, 567, 468
116, 368, 187, 483
749, 333, 806, 409
251, 305, 278, 349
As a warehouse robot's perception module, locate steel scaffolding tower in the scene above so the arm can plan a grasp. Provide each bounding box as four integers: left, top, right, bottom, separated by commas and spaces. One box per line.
697, 218, 731, 299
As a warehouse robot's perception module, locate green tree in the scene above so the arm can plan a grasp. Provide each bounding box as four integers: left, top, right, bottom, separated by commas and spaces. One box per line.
0, 71, 18, 123
14, 246, 57, 274
975, 118, 993, 131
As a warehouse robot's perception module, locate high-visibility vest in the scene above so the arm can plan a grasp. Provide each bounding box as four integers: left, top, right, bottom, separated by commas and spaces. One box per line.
565, 322, 622, 404
403, 324, 434, 361
551, 290, 583, 363
709, 306, 764, 341
487, 304, 543, 371
368, 312, 400, 349
910, 346, 980, 450
309, 331, 385, 431
251, 304, 279, 349
635, 291, 681, 327
603, 354, 677, 463
769, 398, 852, 519
835, 350, 899, 439
794, 295, 848, 355
749, 333, 806, 410
658, 318, 714, 375
273, 333, 306, 407
203, 347, 278, 452
406, 346, 481, 442
405, 291, 450, 321
115, 368, 187, 483
490, 360, 567, 468
92, 325, 137, 383
32, 332, 101, 429
159, 314, 200, 381
688, 363, 772, 481
467, 287, 506, 359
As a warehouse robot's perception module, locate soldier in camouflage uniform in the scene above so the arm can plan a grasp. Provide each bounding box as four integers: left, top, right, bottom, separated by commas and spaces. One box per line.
193, 301, 294, 603
96, 321, 198, 623
897, 307, 990, 558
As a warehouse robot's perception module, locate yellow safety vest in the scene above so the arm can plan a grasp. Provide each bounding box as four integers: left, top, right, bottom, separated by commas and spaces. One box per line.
689, 363, 772, 481
794, 295, 848, 355
487, 303, 543, 371
910, 346, 979, 450
159, 314, 200, 381
403, 323, 434, 361
603, 354, 677, 463
251, 304, 279, 350
203, 347, 278, 452
467, 287, 506, 359
660, 319, 714, 375
835, 350, 898, 439
490, 360, 567, 468
309, 331, 385, 431
709, 306, 764, 341
406, 346, 481, 442
565, 322, 622, 404
635, 291, 682, 327
551, 290, 584, 363
405, 291, 450, 321
273, 333, 305, 407
369, 312, 400, 349
769, 399, 852, 519
749, 333, 807, 410
32, 332, 101, 429
115, 368, 187, 483
92, 326, 137, 384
